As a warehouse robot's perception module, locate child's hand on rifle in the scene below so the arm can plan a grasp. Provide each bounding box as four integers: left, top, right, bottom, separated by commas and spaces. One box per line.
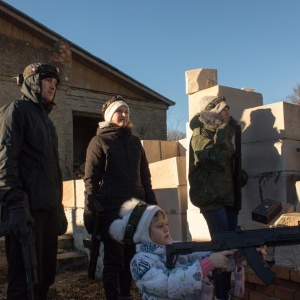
257, 245, 267, 260
208, 250, 235, 269
234, 246, 267, 265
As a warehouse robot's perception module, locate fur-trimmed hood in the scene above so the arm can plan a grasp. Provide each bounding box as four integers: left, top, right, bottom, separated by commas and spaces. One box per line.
190, 111, 225, 131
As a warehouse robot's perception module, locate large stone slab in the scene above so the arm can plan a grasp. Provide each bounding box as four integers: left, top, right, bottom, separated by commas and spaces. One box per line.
273, 213, 300, 268
141, 140, 180, 164
186, 209, 210, 241
188, 85, 263, 120
141, 140, 161, 163
296, 181, 300, 204
75, 179, 85, 208
167, 212, 187, 241
242, 139, 300, 176
62, 180, 76, 208
185, 68, 218, 95
160, 140, 179, 160
149, 157, 186, 189
62, 179, 85, 208
241, 102, 300, 143
155, 185, 187, 214
178, 138, 187, 157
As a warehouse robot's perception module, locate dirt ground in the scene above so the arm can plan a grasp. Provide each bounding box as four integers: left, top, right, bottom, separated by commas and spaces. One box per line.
0, 268, 141, 300
0, 237, 141, 300
0, 238, 238, 300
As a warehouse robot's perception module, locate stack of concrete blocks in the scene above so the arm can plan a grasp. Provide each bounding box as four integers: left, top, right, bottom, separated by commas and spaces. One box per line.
142, 140, 188, 241
186, 68, 264, 240
62, 179, 103, 277
273, 213, 300, 268
239, 102, 300, 223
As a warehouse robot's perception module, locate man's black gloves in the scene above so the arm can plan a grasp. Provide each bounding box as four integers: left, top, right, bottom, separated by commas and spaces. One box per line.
57, 204, 68, 236
9, 204, 35, 239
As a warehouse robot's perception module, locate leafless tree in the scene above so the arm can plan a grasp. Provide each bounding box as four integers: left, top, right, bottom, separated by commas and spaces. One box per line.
167, 128, 186, 141
284, 83, 300, 105
167, 108, 186, 141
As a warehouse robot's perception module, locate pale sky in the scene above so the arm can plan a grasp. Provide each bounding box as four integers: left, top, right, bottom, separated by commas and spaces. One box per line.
3, 0, 300, 132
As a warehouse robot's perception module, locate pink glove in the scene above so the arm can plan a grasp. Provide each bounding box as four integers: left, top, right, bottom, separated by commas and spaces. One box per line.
199, 278, 213, 300
234, 265, 245, 298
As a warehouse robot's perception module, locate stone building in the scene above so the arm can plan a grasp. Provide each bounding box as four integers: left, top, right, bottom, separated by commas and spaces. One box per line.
0, 2, 174, 179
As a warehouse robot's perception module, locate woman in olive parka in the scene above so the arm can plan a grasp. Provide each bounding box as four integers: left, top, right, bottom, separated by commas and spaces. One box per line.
188, 95, 248, 300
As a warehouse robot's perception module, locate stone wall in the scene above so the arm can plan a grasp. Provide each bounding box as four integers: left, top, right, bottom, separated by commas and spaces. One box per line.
0, 34, 168, 179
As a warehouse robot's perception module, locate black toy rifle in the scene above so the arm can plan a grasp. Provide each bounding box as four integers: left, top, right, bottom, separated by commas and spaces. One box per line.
166, 225, 300, 285
0, 220, 38, 300
83, 211, 101, 279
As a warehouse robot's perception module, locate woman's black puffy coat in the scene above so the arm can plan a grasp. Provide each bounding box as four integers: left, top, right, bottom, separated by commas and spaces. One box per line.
84, 122, 157, 215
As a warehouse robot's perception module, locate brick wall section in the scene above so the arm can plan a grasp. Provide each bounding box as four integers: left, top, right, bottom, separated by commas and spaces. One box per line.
241, 264, 300, 300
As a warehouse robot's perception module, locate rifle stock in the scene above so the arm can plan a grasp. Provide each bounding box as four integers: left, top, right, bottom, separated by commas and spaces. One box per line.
166, 225, 300, 285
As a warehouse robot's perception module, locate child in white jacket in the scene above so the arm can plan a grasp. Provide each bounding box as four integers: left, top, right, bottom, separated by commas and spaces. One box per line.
109, 198, 244, 300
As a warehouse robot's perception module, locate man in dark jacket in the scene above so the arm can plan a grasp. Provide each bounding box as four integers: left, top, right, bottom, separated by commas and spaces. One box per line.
0, 63, 68, 300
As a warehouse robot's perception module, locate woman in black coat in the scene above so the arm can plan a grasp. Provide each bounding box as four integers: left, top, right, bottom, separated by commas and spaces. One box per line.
84, 95, 157, 300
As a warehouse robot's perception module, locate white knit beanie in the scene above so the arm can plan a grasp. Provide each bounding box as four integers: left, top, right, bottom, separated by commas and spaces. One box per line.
104, 100, 130, 122
199, 95, 228, 114
109, 198, 164, 244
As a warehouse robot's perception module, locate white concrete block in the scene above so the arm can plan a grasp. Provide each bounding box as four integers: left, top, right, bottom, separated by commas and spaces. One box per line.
186, 209, 210, 241
141, 140, 161, 163
178, 138, 187, 157
185, 68, 218, 95
160, 141, 179, 160
273, 214, 300, 268
188, 85, 263, 121
186, 179, 200, 210
75, 179, 85, 208
142, 140, 180, 163
296, 182, 300, 210
242, 139, 300, 176
155, 185, 187, 214
297, 181, 300, 200
149, 157, 186, 189
241, 102, 300, 143
62, 179, 85, 209
62, 180, 75, 208
274, 212, 300, 227
167, 213, 187, 241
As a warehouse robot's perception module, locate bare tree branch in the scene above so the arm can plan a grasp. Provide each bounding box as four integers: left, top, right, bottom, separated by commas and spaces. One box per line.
284, 83, 300, 105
